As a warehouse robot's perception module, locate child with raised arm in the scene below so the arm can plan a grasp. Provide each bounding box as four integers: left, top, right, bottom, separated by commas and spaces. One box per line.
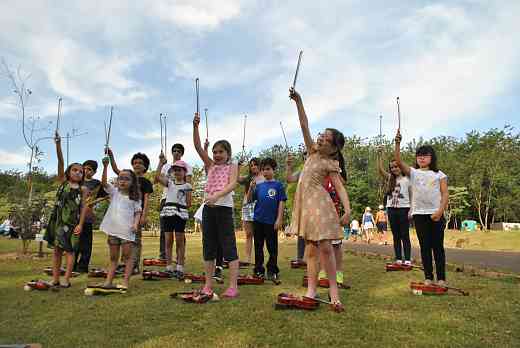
155, 153, 192, 277
44, 131, 88, 288
99, 157, 142, 289
247, 158, 286, 281
289, 88, 350, 311
193, 112, 240, 298
107, 149, 153, 273
394, 130, 449, 286
377, 151, 412, 264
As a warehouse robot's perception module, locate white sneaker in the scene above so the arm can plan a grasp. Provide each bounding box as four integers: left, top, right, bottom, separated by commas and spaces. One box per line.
424, 279, 432, 285
166, 265, 174, 272
436, 280, 447, 287
404, 260, 411, 265
396, 260, 403, 265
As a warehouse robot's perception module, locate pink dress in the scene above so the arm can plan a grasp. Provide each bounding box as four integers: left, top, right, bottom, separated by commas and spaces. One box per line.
289, 152, 343, 241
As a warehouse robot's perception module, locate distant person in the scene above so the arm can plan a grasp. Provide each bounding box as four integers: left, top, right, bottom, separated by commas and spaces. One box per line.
375, 205, 388, 244
362, 207, 375, 243
350, 219, 360, 242
394, 130, 449, 286
377, 152, 412, 265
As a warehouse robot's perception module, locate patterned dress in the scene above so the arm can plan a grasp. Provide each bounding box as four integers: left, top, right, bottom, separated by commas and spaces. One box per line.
289, 152, 343, 241
44, 182, 82, 252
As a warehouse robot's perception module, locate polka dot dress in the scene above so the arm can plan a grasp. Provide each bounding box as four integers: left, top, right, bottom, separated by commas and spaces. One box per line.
289, 152, 343, 241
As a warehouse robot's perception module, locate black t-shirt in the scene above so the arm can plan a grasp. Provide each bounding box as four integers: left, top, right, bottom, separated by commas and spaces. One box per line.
138, 177, 153, 210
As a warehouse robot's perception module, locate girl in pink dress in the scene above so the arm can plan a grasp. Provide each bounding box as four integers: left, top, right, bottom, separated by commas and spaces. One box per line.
289, 88, 351, 311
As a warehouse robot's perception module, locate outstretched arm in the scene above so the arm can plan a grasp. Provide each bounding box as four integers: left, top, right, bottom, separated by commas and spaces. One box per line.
394, 130, 411, 177
55, 132, 65, 183
155, 153, 168, 186
193, 112, 213, 169
377, 151, 390, 180
101, 157, 109, 188
106, 148, 120, 175
289, 89, 314, 153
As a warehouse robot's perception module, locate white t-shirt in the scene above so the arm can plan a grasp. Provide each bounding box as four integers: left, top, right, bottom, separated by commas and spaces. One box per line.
409, 167, 447, 215
160, 162, 193, 200
386, 176, 411, 208
100, 184, 142, 241
161, 181, 192, 220
350, 220, 359, 230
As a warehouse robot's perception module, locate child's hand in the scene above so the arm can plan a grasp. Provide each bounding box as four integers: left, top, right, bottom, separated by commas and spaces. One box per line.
431, 211, 442, 222
205, 194, 219, 206
289, 87, 301, 102
193, 112, 200, 127
73, 225, 82, 235
139, 216, 147, 227
203, 139, 210, 152
131, 224, 138, 233
395, 130, 402, 144
249, 179, 257, 191
340, 213, 350, 227
102, 156, 109, 167
54, 131, 61, 144
274, 219, 282, 232
159, 152, 167, 165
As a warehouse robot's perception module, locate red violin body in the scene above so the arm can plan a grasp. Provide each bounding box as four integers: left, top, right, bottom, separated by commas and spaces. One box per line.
26, 280, 52, 290
410, 282, 448, 295
143, 258, 168, 267
237, 275, 265, 285
275, 293, 320, 310
290, 260, 307, 269
88, 268, 108, 278
386, 263, 413, 272
142, 270, 173, 280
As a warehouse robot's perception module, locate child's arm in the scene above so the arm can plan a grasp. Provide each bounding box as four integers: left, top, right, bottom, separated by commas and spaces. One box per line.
289, 89, 314, 153
377, 151, 390, 180
140, 193, 149, 226
286, 154, 300, 183
394, 130, 411, 176
431, 177, 448, 222
73, 187, 89, 235
55, 131, 65, 183
205, 164, 239, 205
246, 180, 257, 203
132, 211, 141, 232
193, 113, 213, 169
155, 153, 168, 186
274, 200, 285, 231
101, 157, 109, 188
186, 188, 192, 209
106, 147, 121, 175
330, 173, 351, 226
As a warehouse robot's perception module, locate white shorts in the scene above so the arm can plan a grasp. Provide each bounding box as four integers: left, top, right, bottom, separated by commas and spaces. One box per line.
363, 222, 374, 229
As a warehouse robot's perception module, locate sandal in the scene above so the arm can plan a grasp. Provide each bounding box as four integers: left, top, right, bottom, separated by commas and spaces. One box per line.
60, 282, 71, 288
222, 287, 239, 298
330, 301, 345, 313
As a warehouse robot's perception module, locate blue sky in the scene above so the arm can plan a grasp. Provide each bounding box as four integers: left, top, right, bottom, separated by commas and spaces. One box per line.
1, 1, 519, 177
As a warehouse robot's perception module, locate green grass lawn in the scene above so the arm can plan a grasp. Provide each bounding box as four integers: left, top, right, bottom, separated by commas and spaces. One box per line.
1, 232, 519, 348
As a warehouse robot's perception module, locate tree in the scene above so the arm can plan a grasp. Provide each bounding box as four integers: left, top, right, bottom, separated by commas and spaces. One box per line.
446, 186, 470, 229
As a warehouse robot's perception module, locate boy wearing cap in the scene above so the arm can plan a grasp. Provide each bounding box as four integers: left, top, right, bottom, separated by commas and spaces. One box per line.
74, 160, 107, 272
155, 153, 192, 276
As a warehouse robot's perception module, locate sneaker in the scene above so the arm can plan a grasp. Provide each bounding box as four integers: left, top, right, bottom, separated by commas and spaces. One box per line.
424, 279, 433, 286
436, 280, 447, 287
267, 273, 279, 281
213, 267, 223, 281
254, 272, 265, 279
222, 287, 239, 298
336, 271, 344, 285
396, 260, 403, 265
404, 260, 412, 266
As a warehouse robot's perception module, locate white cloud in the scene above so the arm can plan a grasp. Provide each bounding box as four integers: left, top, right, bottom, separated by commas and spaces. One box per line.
0, 149, 27, 166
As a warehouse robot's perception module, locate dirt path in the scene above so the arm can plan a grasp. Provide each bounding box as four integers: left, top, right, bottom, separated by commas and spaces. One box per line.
344, 242, 520, 273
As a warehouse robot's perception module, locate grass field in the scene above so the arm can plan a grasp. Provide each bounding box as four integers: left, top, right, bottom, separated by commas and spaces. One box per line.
1, 232, 519, 348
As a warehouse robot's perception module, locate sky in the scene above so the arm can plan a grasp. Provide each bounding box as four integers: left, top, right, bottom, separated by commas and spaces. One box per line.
1, 1, 519, 178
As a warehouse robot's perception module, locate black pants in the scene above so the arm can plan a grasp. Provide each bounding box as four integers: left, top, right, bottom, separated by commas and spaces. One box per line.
74, 222, 93, 272
413, 215, 446, 281
253, 221, 279, 275
216, 244, 223, 267
297, 236, 305, 260
202, 206, 238, 262
388, 208, 411, 261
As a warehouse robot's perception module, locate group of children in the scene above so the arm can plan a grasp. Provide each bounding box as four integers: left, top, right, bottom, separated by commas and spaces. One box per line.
42, 86, 449, 306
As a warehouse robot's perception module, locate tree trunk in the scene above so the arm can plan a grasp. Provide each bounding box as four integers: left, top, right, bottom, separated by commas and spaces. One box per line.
27, 146, 34, 203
